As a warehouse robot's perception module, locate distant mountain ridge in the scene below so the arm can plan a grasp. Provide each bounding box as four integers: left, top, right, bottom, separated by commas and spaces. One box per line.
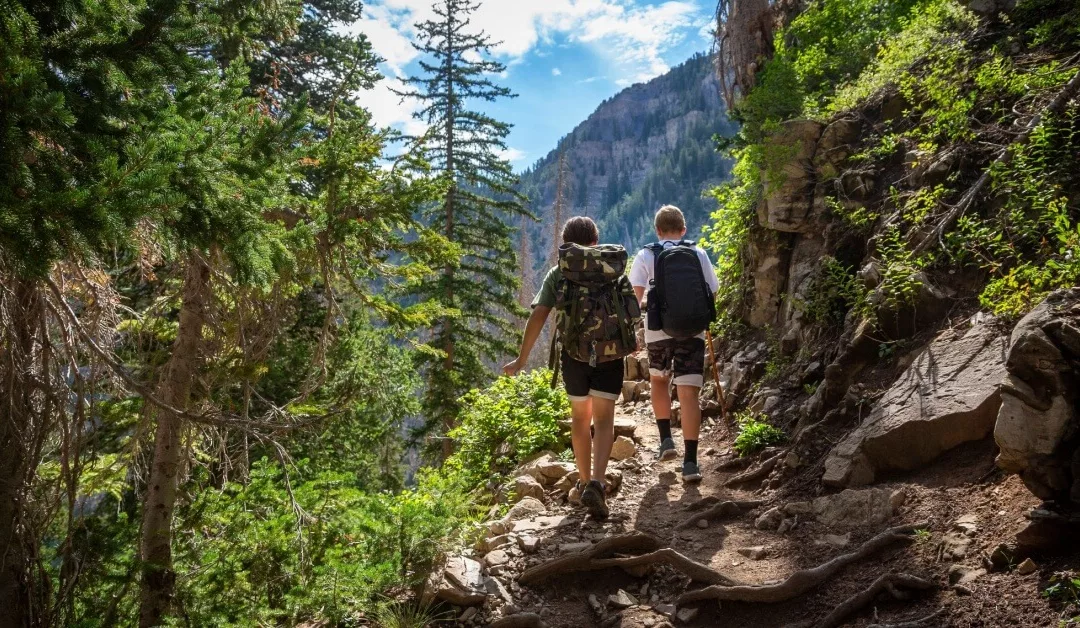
517, 52, 737, 291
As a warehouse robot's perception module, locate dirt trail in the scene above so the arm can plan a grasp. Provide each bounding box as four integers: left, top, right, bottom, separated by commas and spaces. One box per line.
467, 388, 1073, 628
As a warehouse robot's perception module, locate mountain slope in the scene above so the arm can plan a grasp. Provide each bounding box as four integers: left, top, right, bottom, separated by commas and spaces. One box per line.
517, 53, 737, 288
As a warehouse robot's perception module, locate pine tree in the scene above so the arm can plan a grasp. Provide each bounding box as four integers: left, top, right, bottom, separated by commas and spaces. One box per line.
396, 0, 530, 453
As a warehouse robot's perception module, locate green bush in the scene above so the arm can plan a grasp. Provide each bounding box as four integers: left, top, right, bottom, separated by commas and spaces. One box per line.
733, 411, 786, 457
445, 369, 570, 489
168, 461, 473, 627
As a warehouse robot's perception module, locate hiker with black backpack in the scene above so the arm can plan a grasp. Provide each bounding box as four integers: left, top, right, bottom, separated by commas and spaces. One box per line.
503, 217, 641, 519
629, 205, 719, 483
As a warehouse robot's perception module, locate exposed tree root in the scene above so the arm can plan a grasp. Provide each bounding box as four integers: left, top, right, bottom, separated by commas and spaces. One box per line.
675, 522, 926, 605
676, 500, 764, 530
813, 573, 935, 628
866, 608, 945, 628
724, 452, 784, 487
517, 533, 740, 587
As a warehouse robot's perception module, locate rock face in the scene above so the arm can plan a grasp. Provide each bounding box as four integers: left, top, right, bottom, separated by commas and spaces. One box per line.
994, 288, 1080, 503
823, 321, 1008, 486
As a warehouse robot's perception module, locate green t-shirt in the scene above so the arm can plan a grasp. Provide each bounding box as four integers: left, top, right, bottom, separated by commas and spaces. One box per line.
532, 266, 561, 308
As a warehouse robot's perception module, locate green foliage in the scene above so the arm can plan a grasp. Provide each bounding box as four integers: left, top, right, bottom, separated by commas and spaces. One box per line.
168, 461, 472, 626
445, 369, 570, 489
949, 106, 1080, 318
799, 256, 868, 324
733, 411, 786, 457
701, 145, 759, 334
828, 0, 978, 115
398, 0, 532, 438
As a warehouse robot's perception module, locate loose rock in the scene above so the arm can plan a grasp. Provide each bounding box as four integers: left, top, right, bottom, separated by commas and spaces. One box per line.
737, 546, 769, 560
610, 436, 637, 461
608, 589, 638, 609
1017, 557, 1038, 575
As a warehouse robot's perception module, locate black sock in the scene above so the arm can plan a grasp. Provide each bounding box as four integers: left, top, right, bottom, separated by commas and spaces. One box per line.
656, 419, 672, 442
684, 440, 698, 464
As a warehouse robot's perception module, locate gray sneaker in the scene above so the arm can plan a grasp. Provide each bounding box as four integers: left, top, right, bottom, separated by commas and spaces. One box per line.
580, 479, 609, 519
657, 438, 678, 462
682, 461, 702, 483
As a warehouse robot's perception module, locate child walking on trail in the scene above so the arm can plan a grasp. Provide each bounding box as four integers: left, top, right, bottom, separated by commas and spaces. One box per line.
503, 216, 640, 519
629, 205, 720, 483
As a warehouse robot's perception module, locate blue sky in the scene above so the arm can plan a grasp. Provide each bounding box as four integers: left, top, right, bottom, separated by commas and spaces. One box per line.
351, 0, 715, 171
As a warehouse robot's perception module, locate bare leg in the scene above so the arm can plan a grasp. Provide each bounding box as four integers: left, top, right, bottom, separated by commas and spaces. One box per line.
677, 385, 701, 441
570, 397, 593, 484
590, 396, 617, 482
650, 374, 672, 419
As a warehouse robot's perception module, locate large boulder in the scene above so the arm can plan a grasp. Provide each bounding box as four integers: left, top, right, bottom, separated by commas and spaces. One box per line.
994, 288, 1080, 502
823, 320, 1008, 486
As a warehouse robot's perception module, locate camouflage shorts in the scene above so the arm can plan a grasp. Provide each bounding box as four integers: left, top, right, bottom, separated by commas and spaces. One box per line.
647, 338, 705, 387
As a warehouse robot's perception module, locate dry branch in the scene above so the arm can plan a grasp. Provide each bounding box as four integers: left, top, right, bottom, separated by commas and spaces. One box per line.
813, 573, 935, 628
724, 452, 784, 487
676, 522, 926, 605
676, 500, 764, 530
517, 533, 739, 587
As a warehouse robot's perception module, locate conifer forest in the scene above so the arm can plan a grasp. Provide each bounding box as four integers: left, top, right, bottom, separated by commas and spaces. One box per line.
2, 0, 1080, 627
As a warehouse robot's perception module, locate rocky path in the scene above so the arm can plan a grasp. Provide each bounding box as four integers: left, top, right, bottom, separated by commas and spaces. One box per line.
433, 361, 1065, 628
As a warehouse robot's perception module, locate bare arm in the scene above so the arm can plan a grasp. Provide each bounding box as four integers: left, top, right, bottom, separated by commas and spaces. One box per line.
502, 306, 551, 376
633, 286, 645, 306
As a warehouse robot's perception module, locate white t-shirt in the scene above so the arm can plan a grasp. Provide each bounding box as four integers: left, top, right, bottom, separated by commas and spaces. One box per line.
628, 240, 721, 344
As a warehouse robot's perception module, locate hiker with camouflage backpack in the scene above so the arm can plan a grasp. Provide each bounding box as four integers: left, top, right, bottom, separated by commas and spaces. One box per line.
503, 217, 640, 519
629, 205, 719, 484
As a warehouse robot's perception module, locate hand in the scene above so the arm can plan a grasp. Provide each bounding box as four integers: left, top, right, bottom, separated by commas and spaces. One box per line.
502, 358, 523, 377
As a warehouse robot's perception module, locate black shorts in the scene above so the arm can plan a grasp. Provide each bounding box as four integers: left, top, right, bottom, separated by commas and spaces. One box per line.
647, 337, 705, 387
561, 352, 623, 402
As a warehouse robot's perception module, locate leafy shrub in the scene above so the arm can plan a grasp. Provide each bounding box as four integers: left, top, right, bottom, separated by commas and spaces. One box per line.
702, 145, 758, 335
799, 256, 868, 324
733, 411, 786, 456
445, 369, 570, 489
950, 106, 1080, 318
166, 460, 473, 626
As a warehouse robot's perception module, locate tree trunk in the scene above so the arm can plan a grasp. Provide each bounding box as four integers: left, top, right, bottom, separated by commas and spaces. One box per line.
0, 277, 45, 628
440, 4, 457, 461
138, 254, 209, 628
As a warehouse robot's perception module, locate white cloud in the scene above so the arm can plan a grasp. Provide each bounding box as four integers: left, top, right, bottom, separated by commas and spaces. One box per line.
552, 67, 562, 76
498, 147, 528, 163
360, 77, 427, 138
354, 1, 710, 85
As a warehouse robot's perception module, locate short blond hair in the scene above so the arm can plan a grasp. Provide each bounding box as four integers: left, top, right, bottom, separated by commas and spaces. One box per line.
654, 205, 686, 235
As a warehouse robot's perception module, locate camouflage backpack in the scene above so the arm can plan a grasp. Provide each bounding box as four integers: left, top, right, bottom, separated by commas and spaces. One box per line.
554, 243, 641, 366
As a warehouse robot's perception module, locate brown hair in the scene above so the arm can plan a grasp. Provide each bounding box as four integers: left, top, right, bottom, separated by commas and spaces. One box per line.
654, 205, 686, 235
561, 216, 599, 246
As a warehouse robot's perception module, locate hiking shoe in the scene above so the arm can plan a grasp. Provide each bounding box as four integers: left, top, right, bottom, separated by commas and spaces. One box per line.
682, 461, 703, 483
580, 479, 609, 519
657, 437, 678, 462
568, 481, 583, 505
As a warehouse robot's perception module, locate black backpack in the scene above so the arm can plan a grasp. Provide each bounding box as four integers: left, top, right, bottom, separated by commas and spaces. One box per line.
644, 240, 716, 339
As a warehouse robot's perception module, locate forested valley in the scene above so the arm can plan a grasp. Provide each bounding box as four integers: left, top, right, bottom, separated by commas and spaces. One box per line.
3, 0, 1080, 627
